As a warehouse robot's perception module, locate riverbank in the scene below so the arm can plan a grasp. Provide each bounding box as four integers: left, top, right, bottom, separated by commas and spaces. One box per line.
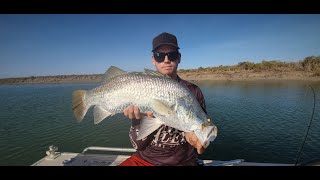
2, 56, 320, 84
178, 70, 320, 81
0, 70, 319, 85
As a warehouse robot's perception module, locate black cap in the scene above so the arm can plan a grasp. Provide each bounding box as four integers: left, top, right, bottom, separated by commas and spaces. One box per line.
152, 32, 180, 52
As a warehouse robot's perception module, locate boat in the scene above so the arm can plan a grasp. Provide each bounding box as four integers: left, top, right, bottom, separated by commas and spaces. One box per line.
31, 145, 296, 166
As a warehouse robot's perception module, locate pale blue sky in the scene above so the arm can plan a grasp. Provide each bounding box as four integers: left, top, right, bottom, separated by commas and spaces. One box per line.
1, 14, 319, 78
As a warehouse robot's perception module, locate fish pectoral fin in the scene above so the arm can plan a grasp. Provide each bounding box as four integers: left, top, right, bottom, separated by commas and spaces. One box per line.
93, 106, 112, 124
136, 116, 163, 140
151, 99, 174, 116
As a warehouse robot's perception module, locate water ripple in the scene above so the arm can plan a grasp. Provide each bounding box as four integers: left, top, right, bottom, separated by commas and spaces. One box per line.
0, 82, 319, 165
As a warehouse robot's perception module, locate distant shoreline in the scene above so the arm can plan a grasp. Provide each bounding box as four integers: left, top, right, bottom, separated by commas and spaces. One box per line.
2, 56, 319, 85
0, 70, 319, 85
178, 70, 320, 81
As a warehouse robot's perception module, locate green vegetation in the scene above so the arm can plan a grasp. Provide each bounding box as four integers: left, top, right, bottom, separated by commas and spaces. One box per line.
179, 56, 320, 76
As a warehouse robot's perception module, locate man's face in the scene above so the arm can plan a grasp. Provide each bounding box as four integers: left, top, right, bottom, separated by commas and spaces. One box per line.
152, 45, 181, 77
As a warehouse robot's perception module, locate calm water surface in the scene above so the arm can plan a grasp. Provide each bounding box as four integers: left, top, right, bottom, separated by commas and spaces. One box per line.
0, 80, 319, 165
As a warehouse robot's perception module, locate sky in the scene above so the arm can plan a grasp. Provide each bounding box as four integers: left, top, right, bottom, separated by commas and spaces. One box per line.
1, 14, 320, 78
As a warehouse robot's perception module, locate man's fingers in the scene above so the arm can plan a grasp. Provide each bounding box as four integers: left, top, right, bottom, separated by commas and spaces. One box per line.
133, 106, 141, 119
127, 105, 135, 119
197, 145, 205, 154
123, 106, 130, 117
184, 132, 205, 154
146, 112, 154, 118
123, 106, 153, 120
184, 132, 194, 144
123, 108, 128, 117
140, 112, 154, 118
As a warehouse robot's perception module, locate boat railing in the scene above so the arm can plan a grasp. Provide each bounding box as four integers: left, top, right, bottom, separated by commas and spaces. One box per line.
81, 146, 136, 154
199, 159, 245, 166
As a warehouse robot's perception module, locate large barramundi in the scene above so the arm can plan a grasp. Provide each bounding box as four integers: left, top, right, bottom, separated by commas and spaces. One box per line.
72, 66, 217, 149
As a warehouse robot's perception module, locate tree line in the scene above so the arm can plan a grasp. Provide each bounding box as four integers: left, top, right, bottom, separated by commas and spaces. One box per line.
179, 56, 320, 77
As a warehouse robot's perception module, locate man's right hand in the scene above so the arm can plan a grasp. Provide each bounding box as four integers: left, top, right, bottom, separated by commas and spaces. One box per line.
123, 105, 154, 120
184, 132, 205, 154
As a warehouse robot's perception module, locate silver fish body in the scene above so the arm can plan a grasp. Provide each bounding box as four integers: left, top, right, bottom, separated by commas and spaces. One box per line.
72, 66, 217, 148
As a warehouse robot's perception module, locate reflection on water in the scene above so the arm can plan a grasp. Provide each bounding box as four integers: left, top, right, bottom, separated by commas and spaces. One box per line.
0, 81, 319, 165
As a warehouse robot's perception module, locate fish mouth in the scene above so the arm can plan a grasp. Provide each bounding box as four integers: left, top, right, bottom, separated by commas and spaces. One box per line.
205, 126, 218, 147
207, 125, 217, 139
194, 125, 218, 148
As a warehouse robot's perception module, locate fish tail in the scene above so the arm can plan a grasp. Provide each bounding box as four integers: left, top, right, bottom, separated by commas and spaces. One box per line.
72, 90, 88, 122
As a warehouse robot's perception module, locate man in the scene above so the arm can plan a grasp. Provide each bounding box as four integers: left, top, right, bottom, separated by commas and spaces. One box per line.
119, 32, 207, 166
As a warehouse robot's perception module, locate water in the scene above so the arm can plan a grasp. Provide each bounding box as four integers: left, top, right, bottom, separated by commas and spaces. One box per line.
0, 81, 319, 166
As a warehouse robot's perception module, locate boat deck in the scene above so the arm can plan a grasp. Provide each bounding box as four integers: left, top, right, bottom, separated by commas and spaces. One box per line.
32, 153, 130, 166
32, 146, 295, 166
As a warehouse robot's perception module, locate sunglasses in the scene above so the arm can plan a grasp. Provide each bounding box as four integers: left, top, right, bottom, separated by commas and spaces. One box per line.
153, 51, 179, 62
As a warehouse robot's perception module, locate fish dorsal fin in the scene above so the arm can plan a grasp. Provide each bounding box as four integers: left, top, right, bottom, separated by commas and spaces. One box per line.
144, 68, 170, 78
101, 66, 127, 84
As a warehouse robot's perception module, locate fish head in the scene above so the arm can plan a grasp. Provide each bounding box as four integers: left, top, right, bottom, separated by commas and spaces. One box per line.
194, 124, 218, 149
175, 96, 218, 149
175, 96, 212, 124
176, 101, 203, 123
